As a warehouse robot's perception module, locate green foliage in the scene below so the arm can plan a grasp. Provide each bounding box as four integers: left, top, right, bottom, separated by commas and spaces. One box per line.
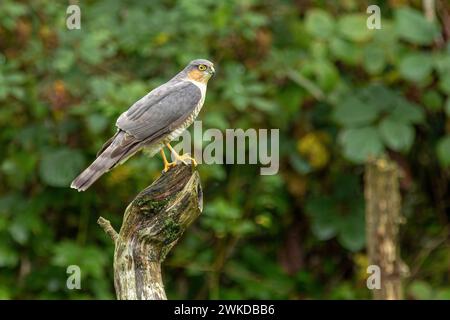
306, 174, 365, 251
305, 10, 335, 40
338, 14, 372, 42
379, 118, 414, 152
340, 126, 384, 163
0, 0, 449, 300
395, 7, 440, 45
333, 85, 424, 163
408, 281, 450, 300
39, 149, 85, 187
399, 53, 433, 83
436, 136, 450, 166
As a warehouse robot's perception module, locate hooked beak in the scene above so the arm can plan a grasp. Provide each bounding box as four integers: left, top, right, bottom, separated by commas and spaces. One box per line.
209, 66, 215, 76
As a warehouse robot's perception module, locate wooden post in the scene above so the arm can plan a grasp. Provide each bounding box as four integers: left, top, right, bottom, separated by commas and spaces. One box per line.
364, 157, 408, 300
98, 164, 203, 300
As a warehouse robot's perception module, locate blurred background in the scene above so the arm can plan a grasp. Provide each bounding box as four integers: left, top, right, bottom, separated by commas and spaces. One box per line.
1, 0, 450, 299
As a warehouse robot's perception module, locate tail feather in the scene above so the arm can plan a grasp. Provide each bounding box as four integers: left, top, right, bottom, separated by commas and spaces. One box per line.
70, 131, 140, 192
70, 149, 117, 192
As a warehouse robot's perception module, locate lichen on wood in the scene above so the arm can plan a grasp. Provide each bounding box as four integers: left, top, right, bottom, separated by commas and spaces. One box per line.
98, 164, 203, 300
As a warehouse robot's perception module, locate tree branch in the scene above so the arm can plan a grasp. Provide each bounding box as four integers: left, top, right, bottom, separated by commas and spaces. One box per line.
97, 217, 119, 244
364, 157, 409, 300
100, 164, 203, 300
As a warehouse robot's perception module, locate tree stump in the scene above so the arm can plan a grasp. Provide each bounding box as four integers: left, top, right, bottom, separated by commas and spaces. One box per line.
98, 164, 203, 300
364, 157, 408, 300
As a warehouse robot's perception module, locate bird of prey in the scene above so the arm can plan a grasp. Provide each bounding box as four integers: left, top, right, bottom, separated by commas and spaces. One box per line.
70, 59, 215, 192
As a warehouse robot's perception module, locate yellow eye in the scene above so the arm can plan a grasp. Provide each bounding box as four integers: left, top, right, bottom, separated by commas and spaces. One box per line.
198, 64, 207, 71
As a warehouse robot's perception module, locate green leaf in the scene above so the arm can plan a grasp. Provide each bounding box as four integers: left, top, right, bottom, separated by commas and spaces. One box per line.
422, 90, 443, 111
389, 99, 425, 124
305, 197, 339, 240
433, 52, 450, 76
333, 95, 380, 126
0, 243, 19, 267
204, 112, 229, 131
439, 73, 450, 94
337, 204, 365, 252
39, 149, 85, 187
338, 14, 372, 42
330, 38, 362, 65
52, 241, 108, 278
305, 59, 339, 92
305, 9, 335, 40
436, 136, 450, 166
359, 84, 397, 112
251, 97, 277, 113
445, 98, 450, 116
399, 53, 433, 83
290, 154, 312, 175
408, 281, 433, 300
340, 127, 384, 163
435, 288, 450, 300
86, 114, 109, 134
379, 117, 415, 152
395, 7, 439, 45
53, 49, 76, 73
9, 222, 28, 245
202, 199, 244, 236
363, 45, 385, 74
310, 41, 328, 59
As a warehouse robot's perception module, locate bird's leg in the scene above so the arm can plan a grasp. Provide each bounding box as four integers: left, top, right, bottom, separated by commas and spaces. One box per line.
160, 149, 176, 172
166, 143, 198, 167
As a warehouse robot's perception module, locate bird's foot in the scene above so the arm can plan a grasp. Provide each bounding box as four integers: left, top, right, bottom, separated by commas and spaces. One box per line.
162, 145, 197, 172
163, 161, 177, 173
174, 153, 198, 167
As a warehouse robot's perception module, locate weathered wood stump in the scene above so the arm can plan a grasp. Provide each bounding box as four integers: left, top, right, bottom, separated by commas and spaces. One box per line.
364, 157, 408, 300
98, 164, 203, 300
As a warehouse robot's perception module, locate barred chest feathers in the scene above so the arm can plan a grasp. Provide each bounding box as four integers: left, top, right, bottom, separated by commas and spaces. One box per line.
166, 79, 206, 140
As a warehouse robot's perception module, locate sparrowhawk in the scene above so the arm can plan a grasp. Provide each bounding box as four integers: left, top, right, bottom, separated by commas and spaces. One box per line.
70, 59, 215, 191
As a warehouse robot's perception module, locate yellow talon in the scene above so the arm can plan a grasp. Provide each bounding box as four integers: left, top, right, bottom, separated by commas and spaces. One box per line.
160, 149, 176, 172
165, 143, 198, 167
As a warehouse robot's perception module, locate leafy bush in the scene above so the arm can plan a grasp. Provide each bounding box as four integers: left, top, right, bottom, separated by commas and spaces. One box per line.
0, 0, 449, 299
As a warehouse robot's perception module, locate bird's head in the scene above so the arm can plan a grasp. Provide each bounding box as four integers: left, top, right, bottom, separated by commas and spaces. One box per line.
184, 59, 215, 84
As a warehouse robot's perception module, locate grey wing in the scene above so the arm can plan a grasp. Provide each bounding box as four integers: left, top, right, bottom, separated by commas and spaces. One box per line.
125, 82, 176, 121
116, 81, 202, 141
